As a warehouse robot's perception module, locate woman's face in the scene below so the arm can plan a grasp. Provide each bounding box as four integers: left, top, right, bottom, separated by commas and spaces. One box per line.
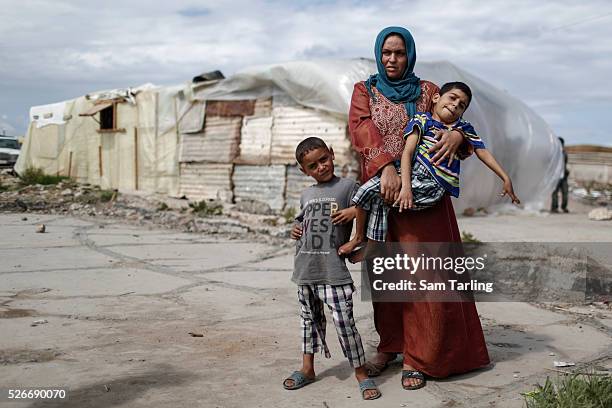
381, 34, 407, 80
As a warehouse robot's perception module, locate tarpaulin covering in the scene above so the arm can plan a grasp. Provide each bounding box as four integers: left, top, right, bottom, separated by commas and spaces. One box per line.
194, 59, 562, 212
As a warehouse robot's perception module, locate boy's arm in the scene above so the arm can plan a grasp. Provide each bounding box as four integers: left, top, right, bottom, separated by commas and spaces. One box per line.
394, 130, 419, 211
475, 149, 520, 204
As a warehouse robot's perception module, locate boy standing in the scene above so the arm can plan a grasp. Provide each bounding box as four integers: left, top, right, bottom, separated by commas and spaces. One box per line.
283, 137, 380, 400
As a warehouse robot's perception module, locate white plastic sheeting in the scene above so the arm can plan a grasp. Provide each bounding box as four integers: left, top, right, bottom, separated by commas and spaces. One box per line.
29, 101, 69, 128
194, 58, 562, 211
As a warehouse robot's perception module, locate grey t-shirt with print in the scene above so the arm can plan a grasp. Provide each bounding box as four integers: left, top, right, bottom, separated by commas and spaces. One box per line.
292, 176, 358, 286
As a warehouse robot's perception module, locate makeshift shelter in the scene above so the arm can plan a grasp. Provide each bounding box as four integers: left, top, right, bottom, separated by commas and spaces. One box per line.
18, 84, 183, 195
17, 58, 562, 212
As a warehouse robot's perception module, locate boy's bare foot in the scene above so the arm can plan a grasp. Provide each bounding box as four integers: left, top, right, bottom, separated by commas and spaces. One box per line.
365, 352, 397, 376
283, 368, 315, 389
338, 237, 364, 257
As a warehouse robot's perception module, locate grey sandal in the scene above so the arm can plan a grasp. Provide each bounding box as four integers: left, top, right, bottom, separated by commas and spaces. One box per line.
283, 371, 315, 390
359, 378, 382, 400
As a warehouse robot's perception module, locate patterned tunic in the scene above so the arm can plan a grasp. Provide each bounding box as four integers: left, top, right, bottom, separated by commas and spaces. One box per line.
348, 81, 441, 183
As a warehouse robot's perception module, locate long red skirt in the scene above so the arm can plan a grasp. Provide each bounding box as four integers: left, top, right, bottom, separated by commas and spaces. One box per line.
373, 194, 490, 378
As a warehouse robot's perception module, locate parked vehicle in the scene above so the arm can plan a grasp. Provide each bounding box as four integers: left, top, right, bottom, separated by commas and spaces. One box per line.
0, 136, 21, 168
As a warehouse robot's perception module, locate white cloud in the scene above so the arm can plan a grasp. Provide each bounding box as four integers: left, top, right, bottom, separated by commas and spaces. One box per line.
1, 0, 611, 145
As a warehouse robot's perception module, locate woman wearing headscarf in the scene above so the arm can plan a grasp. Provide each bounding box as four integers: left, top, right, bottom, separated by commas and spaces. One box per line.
349, 26, 490, 390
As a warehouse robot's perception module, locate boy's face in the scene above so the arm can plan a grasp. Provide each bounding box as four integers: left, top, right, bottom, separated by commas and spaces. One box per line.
299, 147, 335, 183
432, 88, 470, 124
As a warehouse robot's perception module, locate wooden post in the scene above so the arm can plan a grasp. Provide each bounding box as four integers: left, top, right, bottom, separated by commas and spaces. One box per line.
134, 127, 139, 190
68, 151, 73, 178
98, 146, 103, 177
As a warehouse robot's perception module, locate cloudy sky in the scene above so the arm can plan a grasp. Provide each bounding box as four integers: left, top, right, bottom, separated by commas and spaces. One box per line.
1, 0, 611, 145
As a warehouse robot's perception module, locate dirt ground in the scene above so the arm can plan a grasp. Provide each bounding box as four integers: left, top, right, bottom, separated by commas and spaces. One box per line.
0, 196, 610, 407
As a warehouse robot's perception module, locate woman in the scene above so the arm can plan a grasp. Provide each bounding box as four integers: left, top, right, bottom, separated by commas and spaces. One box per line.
349, 26, 490, 390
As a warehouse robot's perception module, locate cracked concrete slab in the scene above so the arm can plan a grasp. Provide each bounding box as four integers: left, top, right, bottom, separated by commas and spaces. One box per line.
1, 268, 192, 297
0, 213, 610, 408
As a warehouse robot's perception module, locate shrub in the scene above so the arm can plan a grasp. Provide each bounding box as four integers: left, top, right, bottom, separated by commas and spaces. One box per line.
189, 200, 223, 216
19, 167, 69, 186
99, 190, 117, 202
283, 207, 297, 224
461, 231, 481, 243
523, 373, 612, 408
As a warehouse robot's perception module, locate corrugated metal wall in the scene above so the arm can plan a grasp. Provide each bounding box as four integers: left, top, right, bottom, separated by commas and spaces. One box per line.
237, 116, 273, 164
285, 165, 314, 210
177, 96, 361, 210
233, 165, 286, 210
270, 106, 352, 165
179, 163, 233, 201
180, 116, 242, 163
253, 97, 272, 117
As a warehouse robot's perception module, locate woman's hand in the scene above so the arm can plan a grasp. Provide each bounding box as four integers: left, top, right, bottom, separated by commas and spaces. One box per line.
331, 207, 356, 224
428, 129, 464, 167
380, 164, 401, 204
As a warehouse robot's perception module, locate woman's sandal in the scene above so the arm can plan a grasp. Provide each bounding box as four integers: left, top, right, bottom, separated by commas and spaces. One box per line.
283, 371, 315, 390
359, 378, 382, 400
401, 370, 426, 390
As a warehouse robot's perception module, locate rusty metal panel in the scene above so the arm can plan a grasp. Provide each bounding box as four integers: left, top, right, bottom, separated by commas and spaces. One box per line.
253, 97, 272, 117
236, 116, 273, 164
205, 100, 255, 117
179, 116, 242, 163
179, 163, 233, 202
270, 106, 352, 165
233, 165, 286, 210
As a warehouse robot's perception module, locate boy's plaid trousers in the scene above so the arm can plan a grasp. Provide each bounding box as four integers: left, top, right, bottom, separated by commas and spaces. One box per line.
297, 283, 366, 368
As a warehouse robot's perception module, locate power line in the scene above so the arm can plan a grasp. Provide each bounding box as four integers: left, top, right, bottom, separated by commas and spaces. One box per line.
544, 11, 612, 32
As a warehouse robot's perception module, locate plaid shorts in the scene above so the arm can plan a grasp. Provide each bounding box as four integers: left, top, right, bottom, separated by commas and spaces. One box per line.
297, 283, 366, 368
352, 159, 446, 241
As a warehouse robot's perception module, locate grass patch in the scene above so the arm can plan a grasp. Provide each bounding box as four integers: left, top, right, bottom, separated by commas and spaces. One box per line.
523, 373, 612, 408
0, 180, 8, 192
283, 207, 297, 224
189, 200, 223, 216
99, 190, 117, 202
461, 231, 481, 243
19, 167, 69, 186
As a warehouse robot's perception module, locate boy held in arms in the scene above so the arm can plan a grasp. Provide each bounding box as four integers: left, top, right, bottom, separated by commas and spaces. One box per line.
340, 82, 520, 256
284, 137, 381, 400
